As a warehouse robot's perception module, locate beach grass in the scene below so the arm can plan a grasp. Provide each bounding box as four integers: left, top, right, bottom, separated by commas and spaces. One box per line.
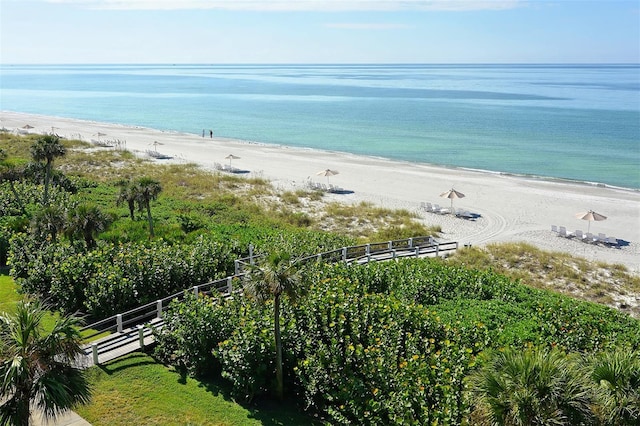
449, 242, 640, 317
1, 133, 438, 242
76, 352, 319, 426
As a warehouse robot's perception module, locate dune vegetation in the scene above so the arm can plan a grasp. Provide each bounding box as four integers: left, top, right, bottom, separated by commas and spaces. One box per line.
1, 131, 639, 425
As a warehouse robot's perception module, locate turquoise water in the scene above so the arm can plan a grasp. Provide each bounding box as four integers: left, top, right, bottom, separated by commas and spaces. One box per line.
1, 64, 638, 189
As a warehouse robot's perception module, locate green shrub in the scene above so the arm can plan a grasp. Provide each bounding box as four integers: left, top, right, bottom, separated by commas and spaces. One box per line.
293, 276, 474, 425
216, 306, 277, 403
153, 292, 243, 377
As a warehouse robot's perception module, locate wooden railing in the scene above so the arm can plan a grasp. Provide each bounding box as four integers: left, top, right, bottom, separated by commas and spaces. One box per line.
80, 236, 457, 364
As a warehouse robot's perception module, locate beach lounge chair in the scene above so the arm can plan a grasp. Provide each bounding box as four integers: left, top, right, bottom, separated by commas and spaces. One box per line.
605, 237, 618, 246
558, 226, 573, 238
551, 225, 558, 233
432, 204, 447, 214
597, 233, 607, 243
584, 232, 596, 243
574, 230, 585, 240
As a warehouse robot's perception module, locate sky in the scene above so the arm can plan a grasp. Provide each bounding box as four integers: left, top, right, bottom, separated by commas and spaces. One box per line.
0, 0, 638, 64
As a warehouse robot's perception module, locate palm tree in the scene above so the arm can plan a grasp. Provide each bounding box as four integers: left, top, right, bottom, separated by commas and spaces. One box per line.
30, 204, 66, 244
0, 299, 91, 426
116, 179, 137, 220
133, 177, 162, 238
243, 251, 304, 400
470, 347, 595, 425
0, 149, 27, 215
29, 135, 66, 205
65, 204, 111, 248
589, 349, 640, 425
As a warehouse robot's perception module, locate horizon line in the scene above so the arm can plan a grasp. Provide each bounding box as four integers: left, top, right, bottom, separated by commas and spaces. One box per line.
2, 62, 639, 66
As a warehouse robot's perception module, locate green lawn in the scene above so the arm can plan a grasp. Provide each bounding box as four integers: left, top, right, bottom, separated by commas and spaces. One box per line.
0, 272, 22, 313
1, 272, 62, 331
77, 352, 318, 426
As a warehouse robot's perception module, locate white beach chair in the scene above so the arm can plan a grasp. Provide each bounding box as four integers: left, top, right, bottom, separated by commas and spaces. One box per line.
597, 233, 607, 243
551, 225, 558, 233
584, 232, 596, 243
558, 226, 573, 238
605, 237, 618, 246
574, 230, 584, 240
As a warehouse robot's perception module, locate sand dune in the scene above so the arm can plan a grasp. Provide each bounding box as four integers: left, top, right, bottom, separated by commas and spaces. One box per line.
3, 110, 639, 274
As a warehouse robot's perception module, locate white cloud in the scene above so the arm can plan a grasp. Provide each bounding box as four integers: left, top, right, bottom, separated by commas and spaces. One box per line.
40, 0, 526, 11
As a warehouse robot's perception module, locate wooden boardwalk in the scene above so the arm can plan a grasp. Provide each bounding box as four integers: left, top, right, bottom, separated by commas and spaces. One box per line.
78, 237, 458, 366
79, 318, 163, 368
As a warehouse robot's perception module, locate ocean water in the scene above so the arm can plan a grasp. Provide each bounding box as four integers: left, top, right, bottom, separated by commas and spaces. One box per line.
1, 64, 639, 189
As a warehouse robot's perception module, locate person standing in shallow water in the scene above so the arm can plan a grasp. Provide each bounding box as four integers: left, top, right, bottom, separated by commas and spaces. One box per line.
202, 129, 205, 137
209, 130, 213, 138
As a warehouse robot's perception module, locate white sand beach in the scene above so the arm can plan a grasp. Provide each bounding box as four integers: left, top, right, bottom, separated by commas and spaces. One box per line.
3, 111, 639, 274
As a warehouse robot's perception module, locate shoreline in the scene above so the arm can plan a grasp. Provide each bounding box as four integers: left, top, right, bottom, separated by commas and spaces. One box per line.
2, 110, 639, 274
4, 110, 638, 194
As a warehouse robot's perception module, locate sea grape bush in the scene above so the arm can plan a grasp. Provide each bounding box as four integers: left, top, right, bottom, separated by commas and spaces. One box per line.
155, 274, 482, 423
293, 276, 475, 425
309, 259, 523, 306
153, 292, 243, 377
215, 307, 279, 402
308, 259, 640, 352
9, 235, 236, 317
533, 295, 640, 352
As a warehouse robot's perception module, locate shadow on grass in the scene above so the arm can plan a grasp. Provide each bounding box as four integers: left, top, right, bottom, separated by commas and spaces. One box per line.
97, 352, 158, 375
196, 375, 323, 426
243, 397, 324, 426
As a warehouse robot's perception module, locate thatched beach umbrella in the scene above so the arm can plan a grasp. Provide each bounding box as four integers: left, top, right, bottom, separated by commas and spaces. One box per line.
316, 168, 339, 185
575, 210, 607, 233
93, 132, 107, 142
225, 154, 240, 167
22, 124, 34, 129
440, 188, 465, 210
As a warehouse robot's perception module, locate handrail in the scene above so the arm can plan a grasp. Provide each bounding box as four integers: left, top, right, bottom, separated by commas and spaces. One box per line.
81, 236, 455, 344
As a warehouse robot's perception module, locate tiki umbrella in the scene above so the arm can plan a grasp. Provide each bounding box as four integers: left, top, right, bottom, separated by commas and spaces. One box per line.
150, 141, 163, 151
575, 210, 607, 233
316, 168, 339, 185
93, 132, 107, 142
225, 154, 240, 167
440, 188, 465, 210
